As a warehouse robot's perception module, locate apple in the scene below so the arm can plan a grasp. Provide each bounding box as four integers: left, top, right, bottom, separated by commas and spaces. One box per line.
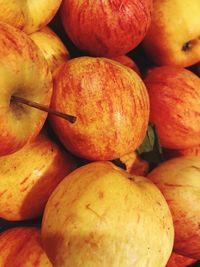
30, 26, 70, 77
0, 132, 77, 221
0, 0, 62, 34
144, 66, 200, 150
110, 55, 141, 76
0, 227, 52, 266
50, 56, 150, 161
148, 156, 200, 259
143, 0, 200, 67
0, 22, 53, 156
42, 161, 174, 267
61, 0, 153, 57
166, 252, 197, 267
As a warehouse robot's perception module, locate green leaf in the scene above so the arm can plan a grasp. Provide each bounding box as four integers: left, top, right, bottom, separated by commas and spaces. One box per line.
137, 123, 163, 171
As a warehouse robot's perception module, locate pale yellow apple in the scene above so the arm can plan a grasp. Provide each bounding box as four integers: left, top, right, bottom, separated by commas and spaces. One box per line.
42, 161, 174, 267
0, 0, 62, 33
0, 227, 52, 266
148, 156, 200, 259
30, 27, 70, 77
0, 132, 77, 221
143, 0, 200, 67
0, 22, 53, 156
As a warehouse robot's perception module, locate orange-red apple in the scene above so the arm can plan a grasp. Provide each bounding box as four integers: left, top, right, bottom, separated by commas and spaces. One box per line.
0, 22, 52, 156
30, 26, 70, 77
143, 0, 200, 67
0, 227, 52, 266
42, 161, 174, 267
144, 66, 200, 150
0, 132, 77, 221
166, 252, 197, 267
0, 0, 62, 33
61, 0, 153, 57
148, 156, 200, 259
50, 56, 149, 161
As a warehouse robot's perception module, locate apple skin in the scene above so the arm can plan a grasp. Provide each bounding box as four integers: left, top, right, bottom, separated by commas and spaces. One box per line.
30, 26, 70, 77
0, 22, 53, 156
143, 0, 200, 67
0, 227, 52, 266
166, 252, 197, 267
61, 0, 153, 57
42, 161, 174, 267
144, 66, 200, 150
50, 56, 149, 161
110, 55, 141, 76
147, 156, 200, 259
0, 132, 77, 221
0, 0, 62, 34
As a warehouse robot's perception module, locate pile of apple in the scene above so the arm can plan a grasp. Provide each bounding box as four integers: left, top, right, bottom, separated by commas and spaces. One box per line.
0, 0, 200, 266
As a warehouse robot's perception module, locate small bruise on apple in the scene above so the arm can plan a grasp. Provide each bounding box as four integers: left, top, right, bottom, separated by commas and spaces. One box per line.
143, 0, 200, 67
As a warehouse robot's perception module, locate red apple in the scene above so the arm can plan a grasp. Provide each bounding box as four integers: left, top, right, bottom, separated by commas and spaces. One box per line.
50, 56, 150, 161
144, 66, 200, 149
0, 0, 62, 34
30, 26, 70, 77
166, 252, 197, 267
61, 0, 153, 57
148, 156, 200, 259
0, 227, 52, 266
0, 22, 52, 156
0, 132, 77, 221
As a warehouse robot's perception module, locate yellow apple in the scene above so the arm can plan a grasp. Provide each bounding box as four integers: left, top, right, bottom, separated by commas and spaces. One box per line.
143, 0, 200, 67
0, 22, 53, 156
0, 227, 52, 266
50, 56, 150, 161
148, 156, 200, 259
0, 0, 62, 33
30, 26, 70, 77
0, 132, 77, 221
42, 161, 174, 267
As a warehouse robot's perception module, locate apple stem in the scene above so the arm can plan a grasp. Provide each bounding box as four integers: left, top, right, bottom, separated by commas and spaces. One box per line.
11, 96, 77, 123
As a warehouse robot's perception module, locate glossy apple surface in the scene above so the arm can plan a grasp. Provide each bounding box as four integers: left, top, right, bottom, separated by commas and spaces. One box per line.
148, 156, 200, 259
0, 22, 52, 156
61, 0, 153, 57
0, 132, 77, 221
0, 227, 52, 266
42, 161, 174, 267
30, 26, 70, 77
50, 56, 149, 161
144, 66, 200, 149
143, 0, 200, 67
0, 0, 62, 33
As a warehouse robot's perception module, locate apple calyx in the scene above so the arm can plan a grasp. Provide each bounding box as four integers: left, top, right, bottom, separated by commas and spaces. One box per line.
11, 96, 76, 123
182, 41, 192, 51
